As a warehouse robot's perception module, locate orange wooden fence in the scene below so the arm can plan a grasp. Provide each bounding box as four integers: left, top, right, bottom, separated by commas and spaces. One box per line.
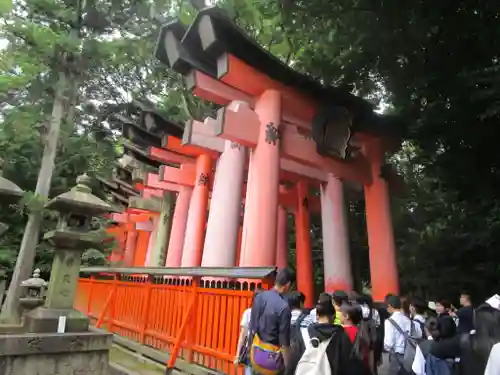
74, 267, 276, 375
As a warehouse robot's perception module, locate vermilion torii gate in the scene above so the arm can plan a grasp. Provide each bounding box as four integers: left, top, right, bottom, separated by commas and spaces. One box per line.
155, 7, 402, 302
122, 113, 322, 272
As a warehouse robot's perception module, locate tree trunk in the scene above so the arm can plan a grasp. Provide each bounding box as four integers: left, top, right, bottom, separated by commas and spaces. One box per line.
0, 71, 68, 323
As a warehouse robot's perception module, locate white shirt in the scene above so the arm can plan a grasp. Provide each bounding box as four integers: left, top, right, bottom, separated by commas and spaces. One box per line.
384, 311, 413, 354
240, 308, 251, 330
485, 343, 500, 375
412, 314, 425, 339
291, 309, 314, 327
309, 308, 317, 323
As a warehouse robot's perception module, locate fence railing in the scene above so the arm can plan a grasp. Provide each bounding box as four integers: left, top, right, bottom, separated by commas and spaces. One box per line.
74, 266, 276, 375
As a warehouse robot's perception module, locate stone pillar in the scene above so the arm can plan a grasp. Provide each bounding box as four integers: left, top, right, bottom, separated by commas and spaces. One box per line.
364, 138, 399, 301
202, 142, 246, 267
320, 174, 353, 293
295, 181, 314, 307
181, 154, 213, 267
240, 90, 281, 266
165, 187, 192, 267
276, 206, 288, 269
148, 193, 174, 267
144, 215, 160, 266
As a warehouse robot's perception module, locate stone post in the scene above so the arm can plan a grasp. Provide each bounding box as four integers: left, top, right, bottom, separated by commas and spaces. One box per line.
24, 174, 117, 333
0, 174, 115, 375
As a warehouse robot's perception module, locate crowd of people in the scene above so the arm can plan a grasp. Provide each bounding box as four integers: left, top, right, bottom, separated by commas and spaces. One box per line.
234, 268, 500, 375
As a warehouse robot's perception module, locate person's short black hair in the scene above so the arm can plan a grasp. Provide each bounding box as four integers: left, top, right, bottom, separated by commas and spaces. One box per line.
316, 300, 335, 318
332, 290, 348, 306
438, 300, 452, 310
347, 290, 361, 303
411, 297, 427, 314
387, 295, 402, 309
298, 291, 306, 305
461, 292, 471, 301
360, 293, 373, 306
275, 268, 295, 287
287, 291, 303, 310
318, 292, 332, 304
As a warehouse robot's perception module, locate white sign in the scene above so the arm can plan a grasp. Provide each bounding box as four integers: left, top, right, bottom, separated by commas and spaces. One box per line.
485, 294, 500, 310
57, 316, 67, 333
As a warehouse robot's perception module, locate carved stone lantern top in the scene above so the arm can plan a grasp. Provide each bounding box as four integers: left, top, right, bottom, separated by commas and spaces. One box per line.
46, 173, 116, 217
21, 268, 48, 289
0, 158, 24, 203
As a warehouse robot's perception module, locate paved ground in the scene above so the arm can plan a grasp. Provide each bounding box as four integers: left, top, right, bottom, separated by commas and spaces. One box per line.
109, 345, 166, 375
378, 354, 391, 375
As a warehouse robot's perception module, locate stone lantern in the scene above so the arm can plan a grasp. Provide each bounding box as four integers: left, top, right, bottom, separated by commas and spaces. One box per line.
0, 158, 24, 204
19, 269, 47, 312
24, 174, 116, 333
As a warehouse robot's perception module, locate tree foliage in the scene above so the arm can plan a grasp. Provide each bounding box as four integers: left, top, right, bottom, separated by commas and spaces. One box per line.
1, 0, 500, 302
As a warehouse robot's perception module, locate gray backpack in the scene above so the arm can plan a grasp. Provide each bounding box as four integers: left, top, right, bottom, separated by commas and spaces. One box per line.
388, 318, 422, 373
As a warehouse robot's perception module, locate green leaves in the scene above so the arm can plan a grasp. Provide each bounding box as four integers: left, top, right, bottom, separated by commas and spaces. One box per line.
0, 0, 12, 15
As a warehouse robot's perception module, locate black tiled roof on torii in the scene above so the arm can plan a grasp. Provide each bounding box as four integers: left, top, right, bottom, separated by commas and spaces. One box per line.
155, 6, 403, 138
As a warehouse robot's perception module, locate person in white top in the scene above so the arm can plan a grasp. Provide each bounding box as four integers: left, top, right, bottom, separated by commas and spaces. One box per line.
384, 295, 413, 375
410, 297, 427, 339
235, 307, 252, 375
485, 343, 500, 375
235, 291, 261, 375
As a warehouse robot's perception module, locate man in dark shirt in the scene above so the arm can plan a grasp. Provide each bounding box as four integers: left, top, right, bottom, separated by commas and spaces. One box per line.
249, 268, 295, 374
457, 292, 475, 334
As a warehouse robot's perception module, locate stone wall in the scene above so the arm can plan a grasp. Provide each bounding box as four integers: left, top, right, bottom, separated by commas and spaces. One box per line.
0, 330, 112, 375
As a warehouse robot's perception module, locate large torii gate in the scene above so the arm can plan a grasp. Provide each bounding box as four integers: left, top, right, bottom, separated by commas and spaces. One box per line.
155, 6, 402, 301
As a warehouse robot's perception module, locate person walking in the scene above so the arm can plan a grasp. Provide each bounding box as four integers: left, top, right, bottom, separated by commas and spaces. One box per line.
248, 268, 295, 375
384, 295, 413, 375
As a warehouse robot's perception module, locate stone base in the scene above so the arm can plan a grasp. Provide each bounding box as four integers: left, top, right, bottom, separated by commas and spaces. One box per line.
23, 307, 89, 333
0, 329, 112, 375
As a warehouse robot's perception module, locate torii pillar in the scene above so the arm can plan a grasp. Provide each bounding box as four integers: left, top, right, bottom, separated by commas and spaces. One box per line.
182, 119, 247, 268
161, 138, 216, 267
111, 209, 156, 267
128, 196, 161, 266
148, 146, 195, 267
137, 175, 193, 268
364, 137, 399, 301
320, 175, 353, 292
276, 205, 288, 269
202, 141, 246, 267
240, 90, 282, 266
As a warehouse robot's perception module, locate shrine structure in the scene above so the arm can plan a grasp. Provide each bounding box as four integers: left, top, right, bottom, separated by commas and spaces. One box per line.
75, 7, 403, 374
153, 7, 402, 302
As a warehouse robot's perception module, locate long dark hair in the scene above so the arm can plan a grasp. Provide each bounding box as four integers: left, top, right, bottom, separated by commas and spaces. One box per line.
471, 304, 500, 363
342, 303, 371, 356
